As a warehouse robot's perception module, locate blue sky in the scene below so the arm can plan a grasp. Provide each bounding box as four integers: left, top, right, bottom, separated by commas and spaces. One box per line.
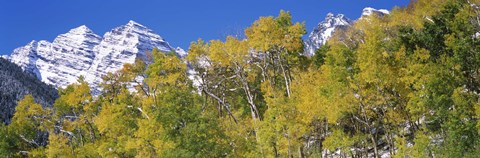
0, 0, 409, 55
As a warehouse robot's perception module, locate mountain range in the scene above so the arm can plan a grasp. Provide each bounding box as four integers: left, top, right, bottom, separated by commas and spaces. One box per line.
2, 7, 388, 95
5, 20, 183, 94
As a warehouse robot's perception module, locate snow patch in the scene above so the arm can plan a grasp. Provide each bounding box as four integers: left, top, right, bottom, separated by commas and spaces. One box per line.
175, 47, 188, 58
0, 55, 9, 60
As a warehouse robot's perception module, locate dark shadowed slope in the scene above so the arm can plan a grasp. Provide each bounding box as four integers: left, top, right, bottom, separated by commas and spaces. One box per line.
0, 58, 58, 124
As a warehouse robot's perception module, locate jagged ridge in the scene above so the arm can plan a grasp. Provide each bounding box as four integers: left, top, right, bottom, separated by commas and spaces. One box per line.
9, 21, 180, 94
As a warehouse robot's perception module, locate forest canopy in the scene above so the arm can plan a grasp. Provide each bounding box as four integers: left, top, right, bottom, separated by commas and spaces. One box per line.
1, 0, 480, 157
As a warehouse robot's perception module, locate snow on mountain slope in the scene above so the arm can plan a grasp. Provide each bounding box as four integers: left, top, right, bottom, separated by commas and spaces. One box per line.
0, 55, 9, 59
175, 47, 188, 58
304, 13, 353, 56
362, 7, 390, 17
10, 25, 102, 89
85, 21, 175, 93
9, 21, 181, 94
304, 7, 389, 56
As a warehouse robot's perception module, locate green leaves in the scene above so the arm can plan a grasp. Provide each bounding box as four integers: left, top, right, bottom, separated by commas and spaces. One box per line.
3, 0, 480, 157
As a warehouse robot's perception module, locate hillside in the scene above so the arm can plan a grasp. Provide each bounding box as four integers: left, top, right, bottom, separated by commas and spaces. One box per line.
0, 58, 58, 124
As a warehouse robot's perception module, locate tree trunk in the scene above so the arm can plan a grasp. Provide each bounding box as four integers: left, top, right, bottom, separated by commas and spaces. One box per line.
298, 145, 305, 158
203, 89, 238, 124
370, 135, 379, 158
278, 55, 291, 98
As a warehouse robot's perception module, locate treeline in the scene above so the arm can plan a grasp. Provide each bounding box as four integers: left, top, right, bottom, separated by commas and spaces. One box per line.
1, 0, 480, 157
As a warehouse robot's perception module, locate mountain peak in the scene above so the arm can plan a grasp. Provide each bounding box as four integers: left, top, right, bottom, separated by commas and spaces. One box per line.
68, 25, 94, 35
8, 20, 180, 95
107, 20, 167, 44
27, 40, 37, 45
304, 13, 353, 56
362, 7, 390, 17
336, 14, 345, 19
325, 13, 347, 21
53, 25, 101, 47
125, 20, 147, 29
326, 13, 334, 18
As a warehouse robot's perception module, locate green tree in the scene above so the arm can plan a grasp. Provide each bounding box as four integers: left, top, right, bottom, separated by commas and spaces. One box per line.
8, 95, 51, 157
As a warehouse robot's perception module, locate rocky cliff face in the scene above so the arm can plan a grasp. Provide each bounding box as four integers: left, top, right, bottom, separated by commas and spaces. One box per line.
9, 21, 179, 94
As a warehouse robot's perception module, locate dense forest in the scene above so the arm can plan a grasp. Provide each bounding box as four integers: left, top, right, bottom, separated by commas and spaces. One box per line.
0, 58, 58, 124
1, 0, 480, 157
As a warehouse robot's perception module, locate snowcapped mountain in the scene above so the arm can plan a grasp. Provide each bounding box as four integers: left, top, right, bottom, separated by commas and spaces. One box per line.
305, 13, 353, 56
304, 7, 389, 56
361, 7, 390, 17
9, 20, 179, 94
304, 13, 353, 56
